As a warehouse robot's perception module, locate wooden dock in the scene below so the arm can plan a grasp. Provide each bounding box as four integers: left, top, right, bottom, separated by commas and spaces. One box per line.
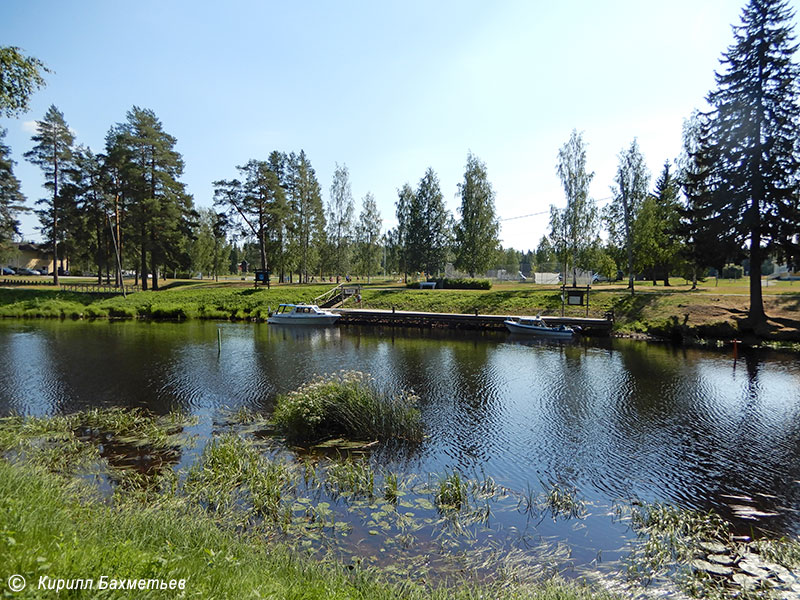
333, 308, 613, 336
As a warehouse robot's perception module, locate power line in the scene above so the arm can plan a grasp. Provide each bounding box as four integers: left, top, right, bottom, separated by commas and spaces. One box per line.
499, 196, 614, 222
499, 210, 549, 222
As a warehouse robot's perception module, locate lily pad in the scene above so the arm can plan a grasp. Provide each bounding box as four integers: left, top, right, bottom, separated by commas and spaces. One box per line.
692, 559, 733, 576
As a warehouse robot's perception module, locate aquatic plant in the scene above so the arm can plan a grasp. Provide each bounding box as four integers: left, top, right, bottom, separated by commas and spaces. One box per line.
184, 433, 298, 522
325, 458, 375, 499
435, 470, 468, 511
272, 371, 423, 444
383, 471, 400, 503
543, 482, 586, 520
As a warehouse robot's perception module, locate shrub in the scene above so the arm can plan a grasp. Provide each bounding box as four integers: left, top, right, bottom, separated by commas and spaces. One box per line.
149, 304, 190, 320
405, 278, 491, 290
107, 305, 138, 319
272, 371, 423, 444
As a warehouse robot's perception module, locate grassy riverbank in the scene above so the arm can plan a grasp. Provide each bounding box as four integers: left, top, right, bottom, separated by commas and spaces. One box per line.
2, 462, 617, 600
0, 278, 798, 342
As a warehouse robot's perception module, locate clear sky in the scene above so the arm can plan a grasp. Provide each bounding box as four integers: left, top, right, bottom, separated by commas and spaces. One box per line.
3, 0, 797, 252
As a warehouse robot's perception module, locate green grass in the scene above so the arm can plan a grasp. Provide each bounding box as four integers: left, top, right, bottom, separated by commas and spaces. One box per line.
1, 278, 798, 341
272, 371, 424, 444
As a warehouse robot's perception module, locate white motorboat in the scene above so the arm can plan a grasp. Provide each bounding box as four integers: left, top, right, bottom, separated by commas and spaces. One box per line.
504, 316, 574, 339
267, 304, 341, 325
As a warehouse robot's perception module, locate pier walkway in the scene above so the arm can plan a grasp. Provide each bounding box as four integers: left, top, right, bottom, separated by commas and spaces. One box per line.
333, 308, 613, 335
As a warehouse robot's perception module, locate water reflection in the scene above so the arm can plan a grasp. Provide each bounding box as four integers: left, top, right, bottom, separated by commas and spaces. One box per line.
0, 320, 799, 538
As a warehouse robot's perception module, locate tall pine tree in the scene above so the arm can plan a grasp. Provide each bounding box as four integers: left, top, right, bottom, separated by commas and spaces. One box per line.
24, 105, 74, 284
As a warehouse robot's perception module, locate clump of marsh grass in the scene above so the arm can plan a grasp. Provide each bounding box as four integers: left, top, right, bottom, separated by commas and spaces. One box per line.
80, 407, 195, 449
325, 458, 375, 499
435, 470, 468, 511
626, 502, 730, 586
185, 433, 298, 523
272, 371, 423, 444
383, 471, 400, 503
543, 482, 586, 521
0, 409, 194, 477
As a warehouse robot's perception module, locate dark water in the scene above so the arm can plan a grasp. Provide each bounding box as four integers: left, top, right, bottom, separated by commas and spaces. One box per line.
2, 319, 799, 572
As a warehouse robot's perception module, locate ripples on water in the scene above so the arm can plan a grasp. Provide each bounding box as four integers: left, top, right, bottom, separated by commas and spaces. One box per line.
1, 320, 799, 544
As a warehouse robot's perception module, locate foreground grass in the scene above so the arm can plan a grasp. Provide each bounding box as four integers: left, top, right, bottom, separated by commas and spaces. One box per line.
0, 278, 798, 342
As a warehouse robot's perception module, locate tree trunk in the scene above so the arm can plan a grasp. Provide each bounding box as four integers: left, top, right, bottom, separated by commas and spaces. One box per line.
151, 252, 159, 291
748, 227, 766, 328
140, 231, 149, 291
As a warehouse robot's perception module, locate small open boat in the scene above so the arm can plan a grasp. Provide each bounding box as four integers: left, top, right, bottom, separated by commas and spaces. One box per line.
267, 304, 340, 325
504, 316, 574, 339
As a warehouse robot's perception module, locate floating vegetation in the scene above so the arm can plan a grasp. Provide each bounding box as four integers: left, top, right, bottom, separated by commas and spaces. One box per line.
4, 410, 800, 598
620, 501, 800, 598
383, 471, 400, 503
184, 433, 299, 524
0, 408, 194, 476
272, 371, 423, 444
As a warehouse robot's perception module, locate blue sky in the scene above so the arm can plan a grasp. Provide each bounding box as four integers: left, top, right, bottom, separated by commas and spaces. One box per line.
2, 0, 795, 252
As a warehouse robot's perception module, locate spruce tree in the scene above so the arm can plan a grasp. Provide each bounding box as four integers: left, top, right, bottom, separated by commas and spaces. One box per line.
705, 0, 800, 328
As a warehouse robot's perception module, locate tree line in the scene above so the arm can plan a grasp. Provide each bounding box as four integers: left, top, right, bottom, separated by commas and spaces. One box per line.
1, 0, 799, 330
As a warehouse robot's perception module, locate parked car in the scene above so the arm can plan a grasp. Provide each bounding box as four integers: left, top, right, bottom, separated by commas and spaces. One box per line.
2, 267, 15, 275
16, 268, 37, 276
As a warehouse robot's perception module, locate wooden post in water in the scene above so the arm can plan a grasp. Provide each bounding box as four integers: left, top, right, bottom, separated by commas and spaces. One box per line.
218, 329, 222, 354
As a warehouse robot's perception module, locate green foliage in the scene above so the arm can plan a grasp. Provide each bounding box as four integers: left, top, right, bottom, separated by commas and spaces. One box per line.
406, 278, 491, 290
606, 139, 649, 293
0, 128, 25, 249
107, 106, 194, 290
185, 433, 298, 521
454, 152, 500, 277
0, 46, 49, 117
354, 191, 382, 281
701, 0, 800, 324
0, 458, 623, 600
721, 264, 744, 279
553, 130, 599, 274
325, 458, 375, 499
273, 371, 423, 444
435, 470, 467, 511
543, 483, 585, 520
